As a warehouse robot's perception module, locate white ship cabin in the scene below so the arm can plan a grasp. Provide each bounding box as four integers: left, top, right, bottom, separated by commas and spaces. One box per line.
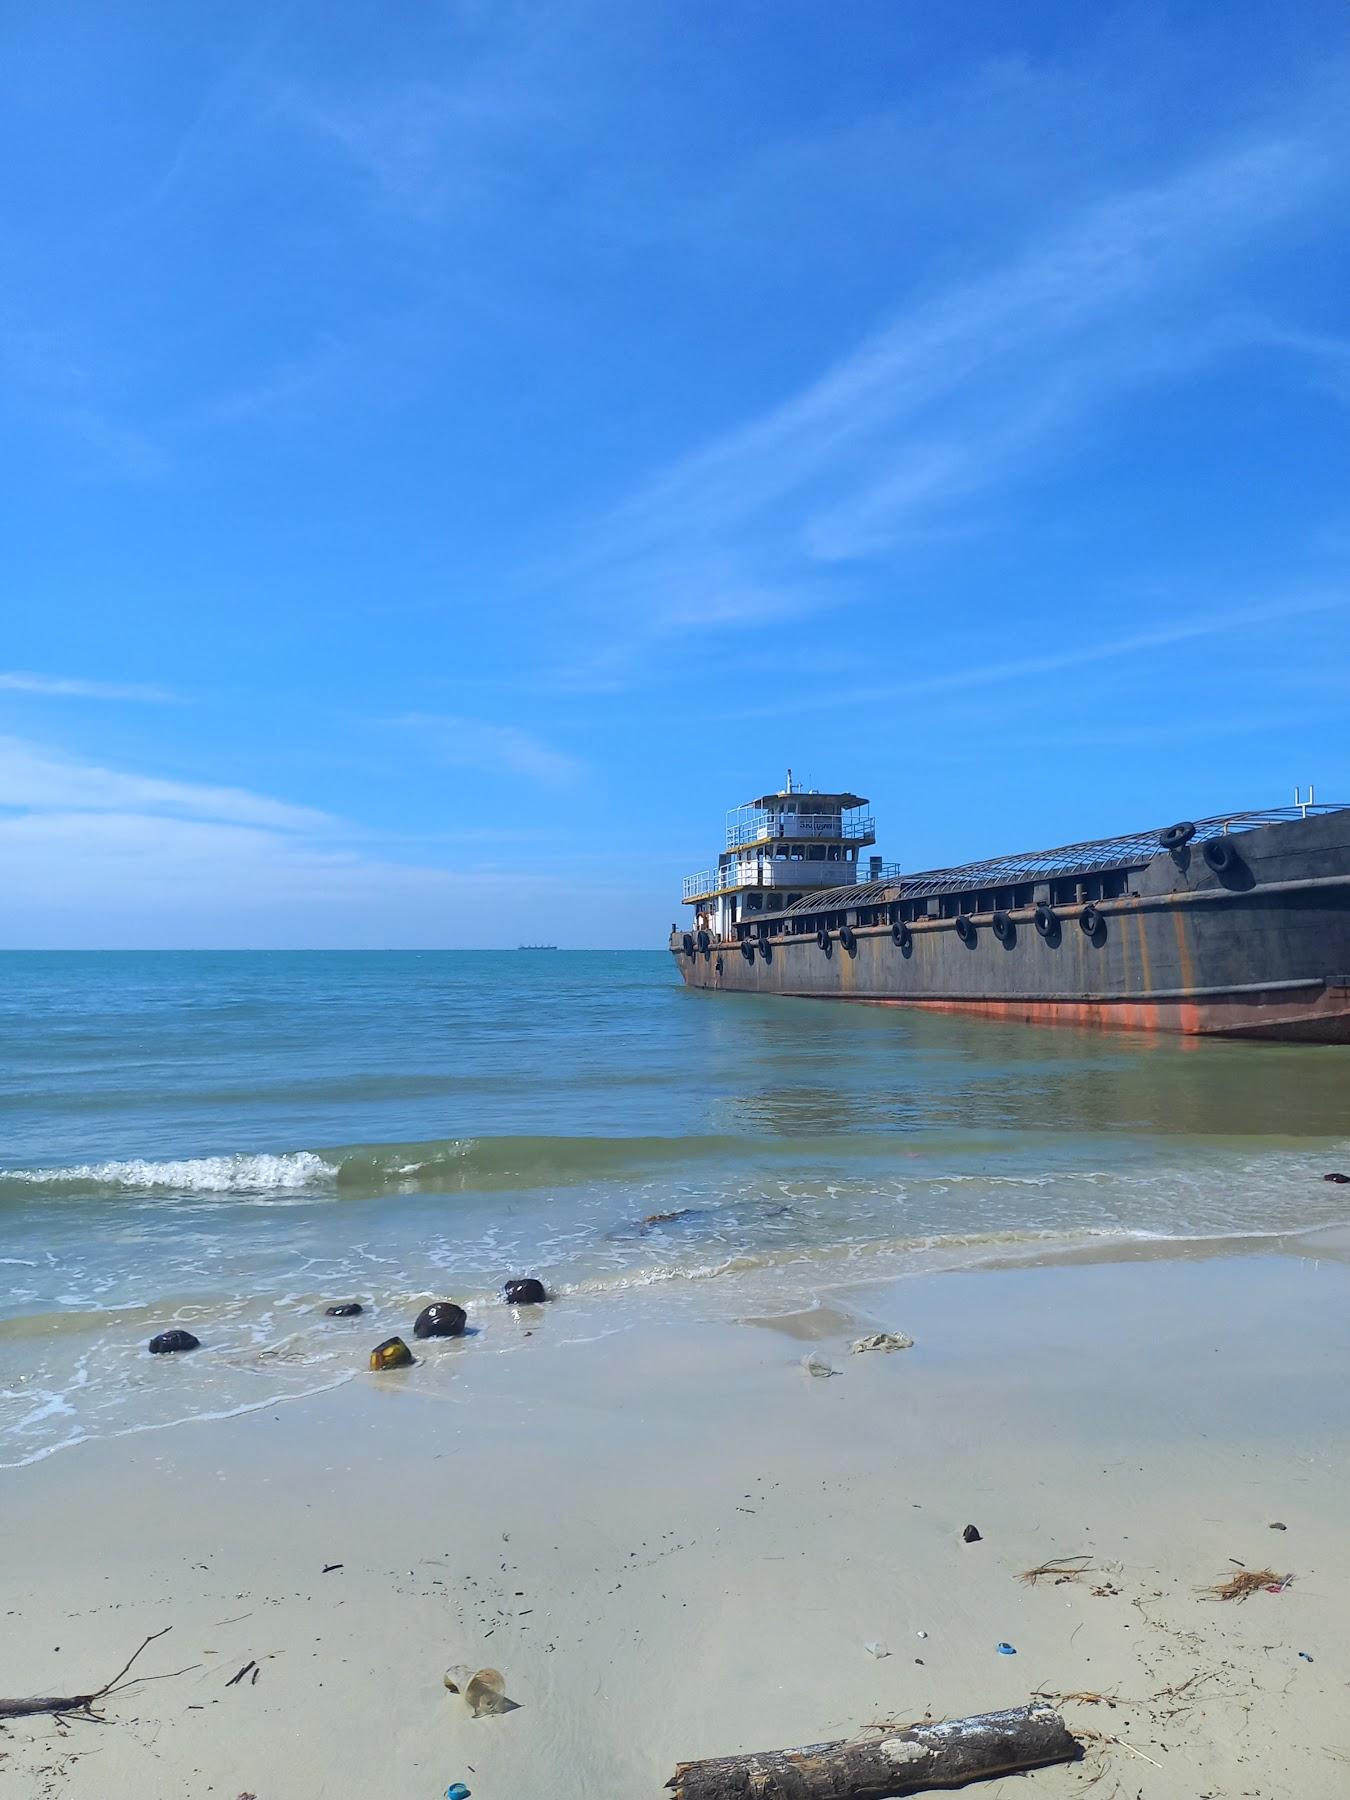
683, 775, 878, 940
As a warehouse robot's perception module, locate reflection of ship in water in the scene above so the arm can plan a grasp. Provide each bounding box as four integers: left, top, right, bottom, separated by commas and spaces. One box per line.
671, 774, 1350, 1042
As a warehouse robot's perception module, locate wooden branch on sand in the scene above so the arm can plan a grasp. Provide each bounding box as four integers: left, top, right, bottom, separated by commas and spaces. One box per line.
0, 1627, 178, 1722
667, 1703, 1079, 1799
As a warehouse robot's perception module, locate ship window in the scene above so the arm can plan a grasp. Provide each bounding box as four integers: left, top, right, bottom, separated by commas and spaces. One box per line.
787, 893, 801, 907
790, 843, 805, 860
808, 845, 825, 861
827, 845, 840, 861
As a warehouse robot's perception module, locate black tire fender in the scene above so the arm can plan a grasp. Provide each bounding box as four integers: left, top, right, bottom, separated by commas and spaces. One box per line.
1079, 903, 1101, 936
1034, 903, 1057, 937
991, 910, 1012, 940
1160, 821, 1196, 851
839, 925, 857, 953
1202, 837, 1237, 873
891, 921, 911, 951
816, 928, 831, 951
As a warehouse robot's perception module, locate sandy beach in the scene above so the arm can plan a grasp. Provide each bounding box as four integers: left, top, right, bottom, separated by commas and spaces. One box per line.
4, 1235, 1348, 1800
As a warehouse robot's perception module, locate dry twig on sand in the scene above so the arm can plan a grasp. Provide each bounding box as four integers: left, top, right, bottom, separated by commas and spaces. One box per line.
1200, 1568, 1290, 1602
1019, 1554, 1096, 1586
1077, 1727, 1165, 1771
0, 1628, 190, 1723
1033, 1688, 1118, 1709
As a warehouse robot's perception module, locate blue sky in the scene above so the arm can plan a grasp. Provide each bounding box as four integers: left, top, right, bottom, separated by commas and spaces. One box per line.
3, 1, 1348, 947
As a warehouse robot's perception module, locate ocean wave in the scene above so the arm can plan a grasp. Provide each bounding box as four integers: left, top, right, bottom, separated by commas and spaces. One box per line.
0, 1132, 841, 1202
0, 1151, 337, 1198
5, 1129, 1349, 1207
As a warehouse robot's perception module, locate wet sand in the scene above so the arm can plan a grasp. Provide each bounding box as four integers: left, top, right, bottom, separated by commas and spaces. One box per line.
3, 1245, 1349, 1799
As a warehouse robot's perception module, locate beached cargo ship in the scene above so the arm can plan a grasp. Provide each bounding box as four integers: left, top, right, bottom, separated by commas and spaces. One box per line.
670, 777, 1350, 1041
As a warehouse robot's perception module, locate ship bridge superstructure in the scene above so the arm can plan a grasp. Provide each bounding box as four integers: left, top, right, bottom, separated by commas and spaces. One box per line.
683, 773, 879, 938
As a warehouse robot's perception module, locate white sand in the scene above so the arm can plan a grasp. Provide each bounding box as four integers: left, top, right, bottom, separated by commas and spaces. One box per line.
3, 1243, 1349, 1799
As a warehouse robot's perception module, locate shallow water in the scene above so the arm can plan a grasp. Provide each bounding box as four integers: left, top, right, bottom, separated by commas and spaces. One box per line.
2, 949, 1348, 1463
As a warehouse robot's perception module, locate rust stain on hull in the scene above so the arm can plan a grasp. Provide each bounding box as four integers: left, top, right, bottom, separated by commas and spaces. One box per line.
853, 988, 1350, 1042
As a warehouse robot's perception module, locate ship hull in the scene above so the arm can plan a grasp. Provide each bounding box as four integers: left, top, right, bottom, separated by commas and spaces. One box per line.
672, 811, 1350, 1042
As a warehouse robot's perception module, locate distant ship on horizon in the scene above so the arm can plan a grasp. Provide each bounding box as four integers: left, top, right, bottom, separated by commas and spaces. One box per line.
671, 772, 1350, 1042
517, 943, 559, 950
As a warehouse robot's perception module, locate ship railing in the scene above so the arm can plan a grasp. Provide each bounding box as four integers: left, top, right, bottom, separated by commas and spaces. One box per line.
683, 868, 728, 900
684, 855, 887, 900
724, 810, 874, 848
896, 804, 1349, 896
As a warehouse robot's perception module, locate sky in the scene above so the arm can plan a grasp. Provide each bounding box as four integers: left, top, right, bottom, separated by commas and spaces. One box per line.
2, 0, 1349, 947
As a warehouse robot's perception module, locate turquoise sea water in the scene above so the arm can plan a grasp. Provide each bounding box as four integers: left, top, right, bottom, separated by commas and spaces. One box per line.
2, 950, 1348, 1465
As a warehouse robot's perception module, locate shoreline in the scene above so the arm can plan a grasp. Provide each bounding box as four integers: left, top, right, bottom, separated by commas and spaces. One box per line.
6, 1214, 1350, 1473
5, 1243, 1349, 1798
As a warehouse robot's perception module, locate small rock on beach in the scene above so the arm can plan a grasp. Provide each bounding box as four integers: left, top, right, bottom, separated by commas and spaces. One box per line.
503, 1277, 547, 1305
148, 1329, 200, 1355
414, 1302, 467, 1339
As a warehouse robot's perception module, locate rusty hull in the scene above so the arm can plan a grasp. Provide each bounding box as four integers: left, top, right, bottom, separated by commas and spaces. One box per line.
670, 810, 1350, 1042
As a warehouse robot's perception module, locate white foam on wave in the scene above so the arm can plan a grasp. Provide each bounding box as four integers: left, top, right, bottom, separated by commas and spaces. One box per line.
1, 1151, 337, 1194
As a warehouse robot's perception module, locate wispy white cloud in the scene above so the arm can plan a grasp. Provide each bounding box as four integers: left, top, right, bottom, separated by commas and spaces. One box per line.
0, 807, 582, 948
0, 736, 332, 831
849, 591, 1349, 707
397, 714, 585, 786
734, 590, 1349, 721
564, 114, 1345, 637
0, 672, 178, 703
0, 317, 171, 480
0, 733, 637, 945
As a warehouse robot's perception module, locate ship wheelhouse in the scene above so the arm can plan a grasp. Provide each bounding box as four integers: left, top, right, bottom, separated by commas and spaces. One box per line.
681, 773, 881, 940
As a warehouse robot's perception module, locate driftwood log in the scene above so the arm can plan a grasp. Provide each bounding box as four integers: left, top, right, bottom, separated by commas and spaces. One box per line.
0, 1628, 178, 1722
667, 1703, 1078, 1799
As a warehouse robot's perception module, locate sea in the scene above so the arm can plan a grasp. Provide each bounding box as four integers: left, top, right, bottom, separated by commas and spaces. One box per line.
3, 950, 1348, 1467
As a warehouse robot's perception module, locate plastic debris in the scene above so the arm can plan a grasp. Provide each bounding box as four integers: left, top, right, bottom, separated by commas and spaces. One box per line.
850, 1332, 914, 1353
325, 1302, 363, 1317
148, 1329, 200, 1355
963, 1524, 982, 1543
996, 1642, 1017, 1655
863, 1640, 890, 1659
1299, 1651, 1314, 1662
445, 1666, 515, 1716
801, 1352, 837, 1378
916, 1630, 928, 1639
369, 1336, 415, 1370
447, 1786, 472, 1799
1269, 1521, 1287, 1530
1323, 1171, 1350, 1183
